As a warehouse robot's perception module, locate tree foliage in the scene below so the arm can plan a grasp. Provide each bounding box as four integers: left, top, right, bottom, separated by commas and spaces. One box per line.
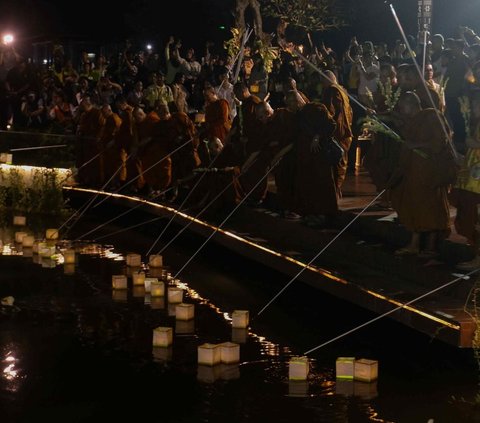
260, 0, 346, 33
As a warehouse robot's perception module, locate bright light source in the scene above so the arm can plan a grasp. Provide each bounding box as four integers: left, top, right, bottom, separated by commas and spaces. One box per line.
42, 59, 48, 65
87, 53, 95, 58
3, 34, 13, 45
146, 44, 152, 51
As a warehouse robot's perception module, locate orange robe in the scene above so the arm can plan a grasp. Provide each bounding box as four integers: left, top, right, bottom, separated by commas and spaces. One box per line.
205, 99, 231, 144
100, 112, 122, 186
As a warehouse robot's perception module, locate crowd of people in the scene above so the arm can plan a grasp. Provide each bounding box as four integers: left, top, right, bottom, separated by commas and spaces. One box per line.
2, 26, 480, 268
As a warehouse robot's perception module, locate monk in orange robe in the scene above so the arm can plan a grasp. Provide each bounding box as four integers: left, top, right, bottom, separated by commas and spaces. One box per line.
99, 104, 122, 186
203, 86, 231, 145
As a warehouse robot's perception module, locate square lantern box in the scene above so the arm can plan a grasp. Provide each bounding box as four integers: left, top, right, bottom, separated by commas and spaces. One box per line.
144, 277, 157, 293
168, 287, 183, 304
112, 275, 128, 290
0, 153, 12, 164
153, 327, 173, 347
39, 245, 56, 258
150, 297, 165, 310
175, 303, 194, 321
288, 380, 309, 398
336, 357, 356, 380
198, 343, 221, 366
15, 231, 27, 244
232, 310, 249, 329
46, 228, 59, 240
232, 328, 248, 344
289, 356, 309, 381
33, 241, 45, 254
126, 253, 142, 267
219, 342, 240, 364
152, 346, 173, 363
22, 235, 35, 248
63, 249, 76, 264
13, 216, 26, 226
149, 254, 163, 268
151, 281, 165, 297
132, 271, 146, 286
175, 319, 194, 334
112, 289, 128, 302
197, 364, 221, 383
354, 359, 378, 383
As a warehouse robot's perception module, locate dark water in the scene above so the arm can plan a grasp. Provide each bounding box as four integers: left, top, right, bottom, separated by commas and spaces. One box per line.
0, 215, 479, 423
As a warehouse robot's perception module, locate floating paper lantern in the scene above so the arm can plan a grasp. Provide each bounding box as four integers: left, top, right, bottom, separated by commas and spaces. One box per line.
288, 380, 309, 397
152, 346, 172, 362
150, 296, 165, 310
151, 280, 165, 297
175, 319, 194, 334
39, 245, 56, 258
64, 264, 75, 275
132, 271, 146, 286
15, 231, 27, 244
289, 356, 309, 380
46, 228, 59, 240
198, 343, 221, 366
219, 364, 240, 381
335, 379, 354, 396
354, 381, 378, 399
22, 235, 34, 247
112, 289, 127, 302
33, 241, 45, 254
354, 359, 378, 382
63, 249, 76, 264
149, 254, 163, 268
112, 275, 128, 290
168, 287, 183, 304
153, 327, 173, 347
219, 342, 240, 364
175, 303, 194, 321
197, 364, 221, 383
0, 153, 12, 164
13, 216, 26, 226
1, 296, 14, 306
336, 357, 355, 380
232, 328, 248, 344
126, 253, 141, 267
232, 310, 249, 328
144, 277, 157, 293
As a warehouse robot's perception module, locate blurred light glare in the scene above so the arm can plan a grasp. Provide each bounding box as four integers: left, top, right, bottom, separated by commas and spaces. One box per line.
43, 59, 48, 65
3, 34, 13, 45
146, 44, 152, 51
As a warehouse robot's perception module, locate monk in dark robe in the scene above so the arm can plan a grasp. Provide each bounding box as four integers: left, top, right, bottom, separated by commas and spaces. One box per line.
293, 102, 338, 218
99, 104, 122, 186
76, 97, 105, 187
390, 92, 457, 256
203, 86, 231, 145
320, 70, 353, 192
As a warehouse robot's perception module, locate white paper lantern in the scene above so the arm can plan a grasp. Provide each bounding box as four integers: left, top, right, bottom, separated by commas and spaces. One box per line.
46, 228, 59, 240
39, 245, 55, 258
354, 359, 378, 382
198, 343, 221, 366
0, 153, 12, 164
168, 287, 183, 304
22, 235, 34, 247
63, 249, 76, 264
149, 254, 163, 268
175, 319, 194, 334
175, 303, 194, 321
112, 275, 128, 290
112, 290, 127, 302
289, 356, 309, 380
153, 327, 173, 347
232, 310, 249, 329
15, 231, 27, 244
150, 297, 165, 310
13, 216, 26, 226
232, 328, 248, 344
132, 271, 146, 286
126, 253, 141, 267
197, 364, 221, 383
336, 357, 355, 380
219, 342, 240, 364
150, 280, 165, 297
144, 277, 157, 293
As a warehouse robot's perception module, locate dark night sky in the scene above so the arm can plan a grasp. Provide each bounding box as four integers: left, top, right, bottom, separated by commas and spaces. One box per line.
1, 0, 480, 51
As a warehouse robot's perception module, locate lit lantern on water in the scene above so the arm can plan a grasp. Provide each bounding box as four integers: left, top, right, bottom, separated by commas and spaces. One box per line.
175, 319, 194, 334
288, 356, 309, 380
354, 359, 378, 382
144, 277, 157, 293
336, 357, 355, 380
150, 280, 165, 297
22, 235, 34, 247
39, 245, 56, 258
33, 241, 44, 254
288, 380, 309, 397
126, 253, 141, 267
13, 216, 26, 226
232, 328, 248, 344
15, 231, 27, 244
219, 342, 240, 364
132, 271, 145, 286
63, 249, 76, 264
153, 327, 173, 347
149, 254, 163, 268
46, 228, 59, 240
175, 303, 194, 320
168, 287, 183, 304
150, 297, 165, 310
198, 343, 221, 366
112, 275, 128, 290
232, 310, 249, 328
